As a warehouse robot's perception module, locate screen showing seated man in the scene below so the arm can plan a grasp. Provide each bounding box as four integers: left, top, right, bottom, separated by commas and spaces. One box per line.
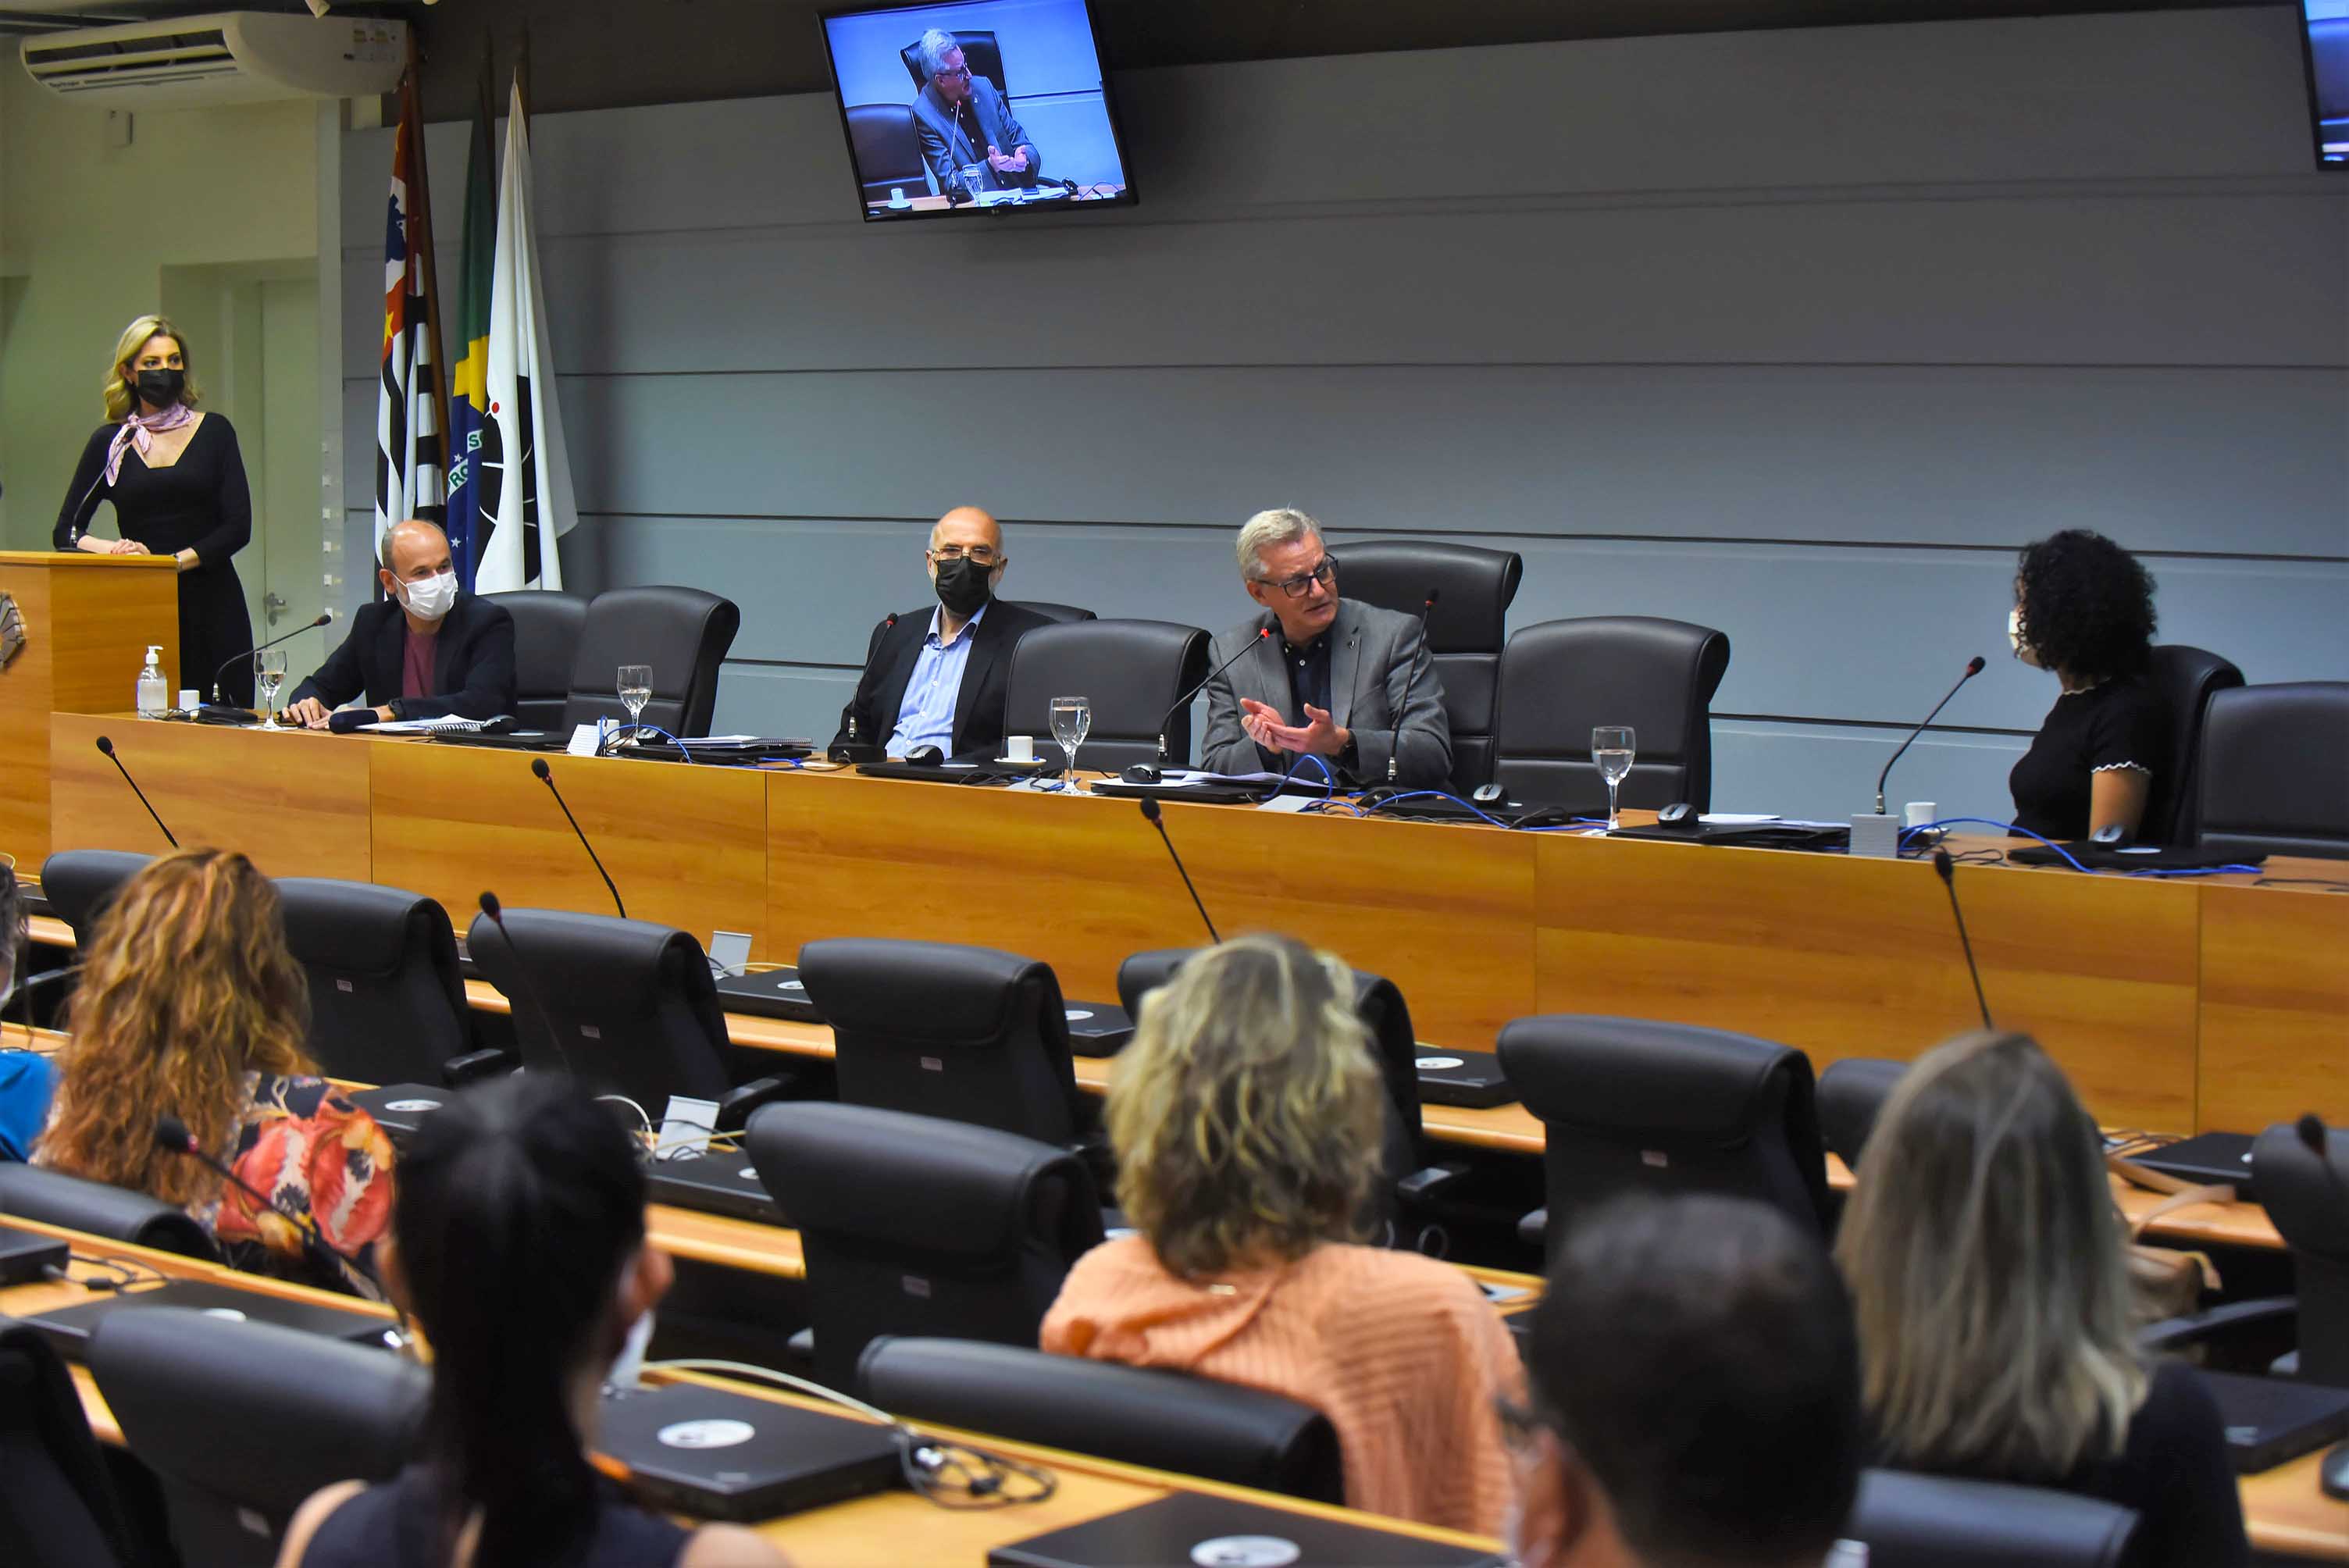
822, 0, 1135, 216
2309, 2, 2349, 167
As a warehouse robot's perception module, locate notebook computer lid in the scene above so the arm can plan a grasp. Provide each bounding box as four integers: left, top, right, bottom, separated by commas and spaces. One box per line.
989, 1491, 1508, 1567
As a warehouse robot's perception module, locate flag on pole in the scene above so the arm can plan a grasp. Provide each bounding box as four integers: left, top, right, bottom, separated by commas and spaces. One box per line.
442, 62, 497, 591
474, 73, 578, 594
372, 69, 447, 553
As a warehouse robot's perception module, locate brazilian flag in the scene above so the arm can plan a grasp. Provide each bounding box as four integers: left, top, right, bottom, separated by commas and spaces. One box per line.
443, 72, 497, 591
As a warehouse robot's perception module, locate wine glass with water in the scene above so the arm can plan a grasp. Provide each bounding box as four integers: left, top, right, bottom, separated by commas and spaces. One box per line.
1592, 725, 1636, 830
618, 665, 653, 738
254, 648, 287, 729
1050, 695, 1092, 782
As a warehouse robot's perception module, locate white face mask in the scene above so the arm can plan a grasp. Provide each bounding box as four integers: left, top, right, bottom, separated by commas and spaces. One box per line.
398, 569, 459, 622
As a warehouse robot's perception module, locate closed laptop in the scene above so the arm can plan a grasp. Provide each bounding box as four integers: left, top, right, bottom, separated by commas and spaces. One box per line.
989, 1491, 1508, 1567
2198, 1368, 2349, 1474
596, 1381, 902, 1522
1415, 1049, 1515, 1109
18, 1280, 401, 1363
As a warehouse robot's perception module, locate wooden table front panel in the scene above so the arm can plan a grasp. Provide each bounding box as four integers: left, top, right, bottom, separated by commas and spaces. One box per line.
765, 773, 1538, 1046
1533, 834, 2201, 1131
2199, 881, 2349, 1134
49, 712, 372, 881
371, 743, 769, 946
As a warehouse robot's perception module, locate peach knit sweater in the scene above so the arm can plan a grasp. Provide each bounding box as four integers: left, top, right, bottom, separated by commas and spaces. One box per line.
1040, 1235, 1523, 1536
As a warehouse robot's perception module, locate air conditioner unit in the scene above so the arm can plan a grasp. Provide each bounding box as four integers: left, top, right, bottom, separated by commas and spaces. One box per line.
21, 12, 405, 109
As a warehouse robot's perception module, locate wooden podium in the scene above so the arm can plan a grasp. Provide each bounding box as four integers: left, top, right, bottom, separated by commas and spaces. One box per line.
0, 551, 179, 868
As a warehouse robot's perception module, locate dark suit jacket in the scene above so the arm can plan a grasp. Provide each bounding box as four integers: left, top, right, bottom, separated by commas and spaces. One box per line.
286, 593, 517, 722
1199, 598, 1451, 789
830, 599, 1050, 761
911, 77, 1041, 194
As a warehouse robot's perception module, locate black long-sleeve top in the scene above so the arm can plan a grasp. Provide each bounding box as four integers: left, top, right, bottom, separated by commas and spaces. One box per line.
53, 414, 251, 568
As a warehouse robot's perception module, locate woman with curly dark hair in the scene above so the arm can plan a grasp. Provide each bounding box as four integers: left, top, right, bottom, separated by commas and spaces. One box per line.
2006, 529, 2168, 842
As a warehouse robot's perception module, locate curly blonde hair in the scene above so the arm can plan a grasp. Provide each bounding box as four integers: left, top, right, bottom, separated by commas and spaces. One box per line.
102, 314, 201, 422
1107, 935, 1385, 1278
45, 850, 312, 1207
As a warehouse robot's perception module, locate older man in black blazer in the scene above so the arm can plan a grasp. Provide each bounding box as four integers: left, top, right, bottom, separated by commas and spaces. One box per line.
283, 519, 516, 727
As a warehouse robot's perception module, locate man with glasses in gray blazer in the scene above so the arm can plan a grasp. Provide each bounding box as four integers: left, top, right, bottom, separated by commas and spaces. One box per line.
909, 29, 1041, 200
1197, 508, 1451, 789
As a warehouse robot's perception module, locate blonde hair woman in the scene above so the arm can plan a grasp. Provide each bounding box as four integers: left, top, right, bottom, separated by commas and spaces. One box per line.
53, 314, 257, 706
1040, 935, 1521, 1534
1837, 1032, 2244, 1566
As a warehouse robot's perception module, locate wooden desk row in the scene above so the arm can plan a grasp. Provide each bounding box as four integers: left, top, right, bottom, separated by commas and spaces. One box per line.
34, 711, 2349, 1135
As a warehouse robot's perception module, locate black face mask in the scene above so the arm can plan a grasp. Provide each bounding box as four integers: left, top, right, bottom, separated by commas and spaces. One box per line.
134, 368, 186, 408
933, 554, 994, 617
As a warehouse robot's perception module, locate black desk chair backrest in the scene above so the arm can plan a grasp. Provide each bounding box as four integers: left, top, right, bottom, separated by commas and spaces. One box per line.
2255, 1119, 2349, 1386
1004, 600, 1096, 625
2142, 644, 2242, 846
89, 1307, 426, 1568
1816, 1057, 1909, 1170
39, 849, 153, 948
858, 1337, 1345, 1504
276, 878, 469, 1087
0, 1323, 147, 1568
463, 907, 733, 1110
898, 29, 1005, 96
1335, 540, 1524, 791
1845, 1468, 2138, 1566
1003, 619, 1210, 772
1494, 616, 1731, 813
747, 1103, 1103, 1387
2198, 682, 2349, 861
0, 1164, 219, 1261
561, 586, 741, 737
483, 588, 587, 731
844, 103, 926, 201
800, 938, 1088, 1145
1499, 1015, 1830, 1253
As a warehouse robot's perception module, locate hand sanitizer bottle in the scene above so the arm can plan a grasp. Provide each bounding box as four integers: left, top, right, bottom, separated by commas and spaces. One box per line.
137, 646, 168, 718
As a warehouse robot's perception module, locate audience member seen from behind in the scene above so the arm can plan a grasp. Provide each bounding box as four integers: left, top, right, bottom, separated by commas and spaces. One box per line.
1041, 934, 1521, 1534
34, 849, 394, 1295
275, 1074, 788, 1568
1837, 1032, 2247, 1568
1506, 1193, 1863, 1568
0, 858, 59, 1162
2006, 529, 2169, 843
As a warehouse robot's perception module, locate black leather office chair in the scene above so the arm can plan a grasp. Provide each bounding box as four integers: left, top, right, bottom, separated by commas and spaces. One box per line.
276, 878, 470, 1087
483, 588, 586, 731
1336, 541, 1524, 792
2258, 1119, 2349, 1385
89, 1308, 427, 1568
858, 1338, 1345, 1503
845, 103, 927, 202
2197, 682, 2349, 861
2141, 644, 2242, 846
1845, 1468, 2139, 1566
0, 1323, 150, 1568
37, 849, 152, 949
747, 1103, 1103, 1387
1499, 1016, 1830, 1255
1003, 620, 1210, 772
1816, 1057, 1908, 1170
1004, 600, 1096, 625
898, 29, 1007, 96
561, 586, 741, 737
0, 1164, 218, 1261
1493, 616, 1731, 813
464, 907, 786, 1127
799, 939, 1092, 1146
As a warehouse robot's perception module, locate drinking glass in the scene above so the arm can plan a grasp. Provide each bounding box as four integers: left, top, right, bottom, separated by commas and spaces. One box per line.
618, 665, 653, 735
1592, 725, 1636, 830
1050, 696, 1092, 782
254, 649, 287, 729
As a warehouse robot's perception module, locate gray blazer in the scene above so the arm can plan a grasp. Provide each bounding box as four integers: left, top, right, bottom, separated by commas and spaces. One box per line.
1198, 598, 1451, 788
910, 78, 1041, 194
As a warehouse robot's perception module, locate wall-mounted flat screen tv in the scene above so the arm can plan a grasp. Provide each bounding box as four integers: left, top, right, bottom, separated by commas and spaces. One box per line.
820, 0, 1137, 219
2306, 1, 2347, 169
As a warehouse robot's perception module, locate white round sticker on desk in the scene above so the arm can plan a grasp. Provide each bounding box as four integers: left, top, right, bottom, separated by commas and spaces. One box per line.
780, 979, 804, 992
1064, 1009, 1093, 1021
657, 1419, 757, 1450
1417, 1057, 1463, 1071
1191, 1538, 1300, 1568
386, 1098, 443, 1113
201, 1308, 248, 1322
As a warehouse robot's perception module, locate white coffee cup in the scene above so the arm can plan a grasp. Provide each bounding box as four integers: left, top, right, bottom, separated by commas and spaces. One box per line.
1005, 734, 1035, 763
1903, 800, 1938, 829
176, 689, 200, 711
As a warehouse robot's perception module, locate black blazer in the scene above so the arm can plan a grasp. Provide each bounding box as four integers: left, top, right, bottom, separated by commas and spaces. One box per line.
830, 599, 1050, 761
287, 593, 518, 722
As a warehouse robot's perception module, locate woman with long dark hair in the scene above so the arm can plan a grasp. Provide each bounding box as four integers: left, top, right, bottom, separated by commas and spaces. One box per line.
2006, 529, 2169, 841
276, 1074, 786, 1568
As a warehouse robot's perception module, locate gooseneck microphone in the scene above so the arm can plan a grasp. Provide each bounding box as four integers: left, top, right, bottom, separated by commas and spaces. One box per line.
1933, 848, 1994, 1030
94, 736, 178, 848
1152, 625, 1273, 772
209, 611, 333, 706
1877, 656, 1987, 816
839, 611, 900, 754
153, 1113, 394, 1306
1385, 589, 1440, 785
531, 758, 625, 918
479, 889, 572, 1072
1139, 798, 1220, 944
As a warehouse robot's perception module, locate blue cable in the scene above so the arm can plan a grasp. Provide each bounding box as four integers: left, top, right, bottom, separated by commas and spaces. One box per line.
1365, 789, 1514, 829
602, 723, 694, 763
1898, 817, 2092, 874
2125, 864, 2262, 878
1278, 753, 1337, 800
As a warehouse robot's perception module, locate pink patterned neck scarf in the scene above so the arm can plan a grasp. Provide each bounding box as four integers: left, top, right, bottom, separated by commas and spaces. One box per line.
102, 400, 195, 486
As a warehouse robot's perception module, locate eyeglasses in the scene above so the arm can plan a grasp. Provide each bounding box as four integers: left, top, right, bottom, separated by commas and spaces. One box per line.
934, 64, 972, 80
1258, 558, 1336, 599
931, 543, 1002, 566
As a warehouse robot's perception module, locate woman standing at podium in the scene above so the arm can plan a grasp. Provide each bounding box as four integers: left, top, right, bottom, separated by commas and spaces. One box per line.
52, 314, 256, 707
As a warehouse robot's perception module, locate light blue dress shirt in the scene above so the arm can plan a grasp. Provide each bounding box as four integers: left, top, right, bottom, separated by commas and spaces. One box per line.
886, 601, 987, 757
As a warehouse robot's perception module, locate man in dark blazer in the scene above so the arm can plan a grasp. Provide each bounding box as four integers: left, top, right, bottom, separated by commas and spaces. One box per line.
1199, 508, 1451, 789
909, 29, 1041, 198
829, 506, 1050, 761
283, 519, 517, 727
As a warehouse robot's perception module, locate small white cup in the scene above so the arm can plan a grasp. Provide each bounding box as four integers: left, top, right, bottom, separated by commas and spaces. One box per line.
176, 689, 200, 711
887, 187, 907, 206
1004, 734, 1035, 763
1903, 800, 1938, 829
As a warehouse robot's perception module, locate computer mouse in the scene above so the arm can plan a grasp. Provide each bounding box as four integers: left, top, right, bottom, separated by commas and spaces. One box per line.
906, 745, 944, 767
1470, 783, 1506, 804
2091, 823, 2132, 848
1122, 763, 1163, 784
2322, 1438, 2349, 1501
1658, 801, 1697, 825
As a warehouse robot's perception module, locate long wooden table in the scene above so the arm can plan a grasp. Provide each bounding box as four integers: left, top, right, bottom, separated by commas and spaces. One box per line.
31, 711, 2349, 1132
